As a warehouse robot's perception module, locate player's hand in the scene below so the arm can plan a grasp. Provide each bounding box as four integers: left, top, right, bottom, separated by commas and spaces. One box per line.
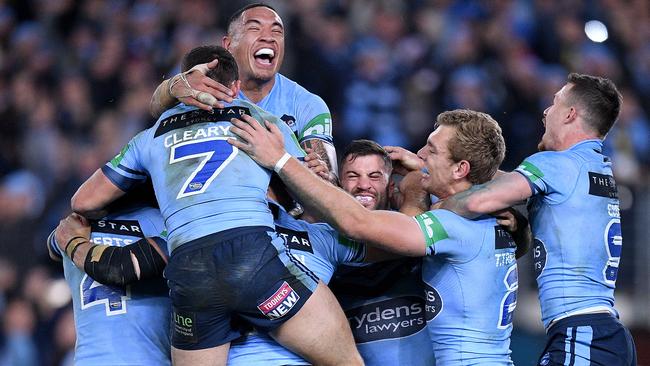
396, 170, 430, 215
170, 59, 235, 111
304, 148, 330, 181
493, 208, 517, 232
229, 114, 286, 169
384, 146, 424, 176
54, 213, 91, 252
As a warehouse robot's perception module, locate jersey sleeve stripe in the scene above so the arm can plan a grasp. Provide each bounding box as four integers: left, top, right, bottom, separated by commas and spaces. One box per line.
47, 230, 63, 259
101, 165, 147, 191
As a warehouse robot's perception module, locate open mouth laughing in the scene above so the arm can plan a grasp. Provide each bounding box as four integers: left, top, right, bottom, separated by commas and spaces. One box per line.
254, 47, 275, 67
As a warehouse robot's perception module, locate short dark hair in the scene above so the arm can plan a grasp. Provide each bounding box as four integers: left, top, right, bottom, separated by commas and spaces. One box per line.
435, 109, 505, 184
227, 3, 278, 35
341, 139, 392, 174
181, 45, 238, 86
566, 73, 622, 137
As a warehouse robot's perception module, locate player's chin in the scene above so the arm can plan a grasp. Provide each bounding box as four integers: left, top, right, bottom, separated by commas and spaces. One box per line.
251, 67, 277, 81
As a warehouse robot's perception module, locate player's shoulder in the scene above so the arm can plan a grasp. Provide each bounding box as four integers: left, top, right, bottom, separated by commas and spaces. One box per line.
276, 73, 324, 102
522, 149, 578, 171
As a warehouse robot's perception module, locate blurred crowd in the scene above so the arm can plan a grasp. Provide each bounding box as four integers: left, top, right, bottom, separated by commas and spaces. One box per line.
0, 0, 648, 364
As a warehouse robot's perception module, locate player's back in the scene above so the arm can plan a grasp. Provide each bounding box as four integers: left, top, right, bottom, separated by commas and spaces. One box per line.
240, 73, 332, 143
50, 207, 171, 366
519, 140, 620, 327
105, 100, 304, 252
418, 209, 517, 365
330, 259, 435, 366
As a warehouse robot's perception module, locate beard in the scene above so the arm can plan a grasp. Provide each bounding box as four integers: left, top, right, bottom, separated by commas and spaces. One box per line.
537, 139, 546, 151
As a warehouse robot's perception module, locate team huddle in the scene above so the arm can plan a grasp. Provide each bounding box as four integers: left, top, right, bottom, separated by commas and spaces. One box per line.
47, 3, 636, 366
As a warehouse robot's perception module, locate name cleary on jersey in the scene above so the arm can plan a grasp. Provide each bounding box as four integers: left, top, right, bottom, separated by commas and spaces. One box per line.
163, 125, 232, 148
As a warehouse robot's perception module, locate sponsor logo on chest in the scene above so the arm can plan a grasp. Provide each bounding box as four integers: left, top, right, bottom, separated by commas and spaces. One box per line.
345, 296, 426, 343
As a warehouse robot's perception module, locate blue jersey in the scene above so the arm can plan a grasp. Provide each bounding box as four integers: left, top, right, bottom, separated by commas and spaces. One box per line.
415, 209, 517, 365
239, 73, 333, 144
227, 202, 364, 366
330, 259, 435, 366
102, 101, 305, 252
515, 140, 621, 327
49, 207, 171, 366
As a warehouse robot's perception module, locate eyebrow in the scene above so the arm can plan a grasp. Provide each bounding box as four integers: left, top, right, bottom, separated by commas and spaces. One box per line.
243, 18, 284, 29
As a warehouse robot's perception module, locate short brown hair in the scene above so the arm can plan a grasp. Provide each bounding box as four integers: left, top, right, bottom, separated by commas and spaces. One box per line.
435, 109, 505, 184
341, 139, 392, 175
566, 73, 622, 137
181, 45, 238, 86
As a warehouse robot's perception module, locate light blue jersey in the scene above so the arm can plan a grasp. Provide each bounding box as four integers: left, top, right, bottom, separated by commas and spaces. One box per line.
239, 73, 333, 143
415, 209, 517, 365
330, 259, 435, 366
49, 207, 170, 366
102, 101, 305, 252
515, 140, 621, 327
227, 202, 364, 366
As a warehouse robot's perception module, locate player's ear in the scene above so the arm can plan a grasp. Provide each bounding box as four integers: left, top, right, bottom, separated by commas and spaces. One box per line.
454, 160, 471, 180
231, 80, 241, 95
565, 106, 578, 124
222, 35, 231, 49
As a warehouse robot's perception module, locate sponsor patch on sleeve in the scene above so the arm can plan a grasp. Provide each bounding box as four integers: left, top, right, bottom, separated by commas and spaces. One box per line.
257, 282, 301, 320
300, 113, 332, 138
414, 212, 448, 248
516, 160, 544, 182
110, 143, 130, 168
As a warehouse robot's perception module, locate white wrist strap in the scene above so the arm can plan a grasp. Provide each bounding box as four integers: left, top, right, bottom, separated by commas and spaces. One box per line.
274, 153, 292, 173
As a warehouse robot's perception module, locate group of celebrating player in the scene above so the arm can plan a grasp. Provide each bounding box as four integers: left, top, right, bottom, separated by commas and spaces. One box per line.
47, 3, 636, 366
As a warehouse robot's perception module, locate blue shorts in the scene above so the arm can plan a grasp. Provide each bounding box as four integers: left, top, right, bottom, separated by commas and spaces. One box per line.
164, 226, 319, 350
538, 313, 636, 366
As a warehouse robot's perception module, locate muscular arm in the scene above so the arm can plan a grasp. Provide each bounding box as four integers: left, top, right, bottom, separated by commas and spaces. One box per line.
71, 169, 126, 219
438, 172, 533, 219
229, 115, 427, 256
301, 138, 339, 185
51, 213, 167, 285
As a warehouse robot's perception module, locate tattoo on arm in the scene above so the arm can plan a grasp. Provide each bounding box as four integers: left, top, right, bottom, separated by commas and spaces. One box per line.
150, 78, 178, 118
440, 184, 486, 218
301, 139, 339, 185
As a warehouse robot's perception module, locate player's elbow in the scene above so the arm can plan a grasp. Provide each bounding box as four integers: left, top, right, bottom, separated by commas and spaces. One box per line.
70, 190, 98, 217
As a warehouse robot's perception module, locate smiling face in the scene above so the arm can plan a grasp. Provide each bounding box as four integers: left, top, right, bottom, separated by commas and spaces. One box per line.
340, 154, 391, 211
417, 126, 459, 199
223, 6, 285, 85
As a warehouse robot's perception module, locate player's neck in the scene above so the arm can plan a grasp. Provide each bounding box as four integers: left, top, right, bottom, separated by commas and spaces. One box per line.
556, 128, 599, 151
241, 76, 276, 103
440, 180, 472, 200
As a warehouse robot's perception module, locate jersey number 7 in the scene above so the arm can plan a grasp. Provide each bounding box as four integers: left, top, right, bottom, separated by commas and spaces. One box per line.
169, 138, 238, 199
